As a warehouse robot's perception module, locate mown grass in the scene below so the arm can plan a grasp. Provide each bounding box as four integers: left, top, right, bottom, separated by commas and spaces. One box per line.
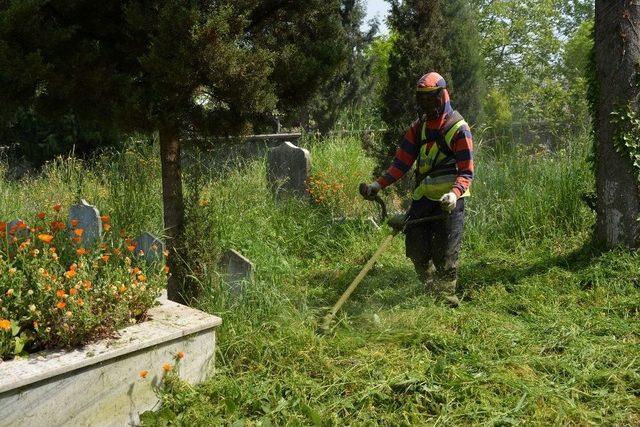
2, 133, 638, 425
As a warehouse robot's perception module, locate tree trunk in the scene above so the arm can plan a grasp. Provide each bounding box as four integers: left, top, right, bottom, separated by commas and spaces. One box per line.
594, 1, 640, 248
159, 125, 189, 304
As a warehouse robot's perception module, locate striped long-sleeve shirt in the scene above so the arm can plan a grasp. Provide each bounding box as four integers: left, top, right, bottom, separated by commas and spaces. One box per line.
377, 111, 474, 198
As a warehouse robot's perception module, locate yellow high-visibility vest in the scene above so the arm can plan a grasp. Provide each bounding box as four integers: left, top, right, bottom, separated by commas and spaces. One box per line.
413, 116, 471, 201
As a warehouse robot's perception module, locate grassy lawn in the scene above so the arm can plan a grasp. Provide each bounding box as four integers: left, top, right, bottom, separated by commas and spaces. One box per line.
2, 134, 638, 425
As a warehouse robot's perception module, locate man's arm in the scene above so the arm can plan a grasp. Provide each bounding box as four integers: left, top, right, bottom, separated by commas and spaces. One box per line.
376, 121, 421, 189
450, 125, 474, 197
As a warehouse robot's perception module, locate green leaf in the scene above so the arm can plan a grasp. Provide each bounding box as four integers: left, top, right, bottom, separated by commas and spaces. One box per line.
13, 335, 26, 354
10, 321, 20, 337
301, 403, 323, 426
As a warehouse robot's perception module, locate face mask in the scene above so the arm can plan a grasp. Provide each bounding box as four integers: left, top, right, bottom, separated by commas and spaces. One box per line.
416, 90, 444, 120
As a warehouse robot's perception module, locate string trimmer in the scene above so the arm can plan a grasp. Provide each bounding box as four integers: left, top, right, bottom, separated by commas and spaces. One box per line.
318, 183, 446, 333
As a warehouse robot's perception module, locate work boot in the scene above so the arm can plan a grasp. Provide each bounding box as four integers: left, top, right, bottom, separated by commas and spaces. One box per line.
432, 276, 460, 308
414, 260, 436, 284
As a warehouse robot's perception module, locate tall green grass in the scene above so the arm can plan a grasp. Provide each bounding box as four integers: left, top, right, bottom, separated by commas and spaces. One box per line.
2, 132, 638, 425
466, 139, 594, 251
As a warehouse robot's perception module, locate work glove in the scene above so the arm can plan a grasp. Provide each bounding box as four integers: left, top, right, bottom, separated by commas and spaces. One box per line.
387, 213, 407, 232
439, 191, 457, 213
359, 181, 381, 200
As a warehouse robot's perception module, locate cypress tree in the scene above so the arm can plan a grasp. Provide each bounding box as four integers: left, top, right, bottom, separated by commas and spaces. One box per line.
308, 0, 378, 133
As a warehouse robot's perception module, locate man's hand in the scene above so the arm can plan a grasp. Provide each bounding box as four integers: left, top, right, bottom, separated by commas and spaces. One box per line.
439, 192, 457, 213
359, 181, 381, 200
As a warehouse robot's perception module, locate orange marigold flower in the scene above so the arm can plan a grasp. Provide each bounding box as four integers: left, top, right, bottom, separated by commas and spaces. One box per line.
100, 215, 110, 223
69, 263, 78, 271
69, 288, 78, 296
163, 265, 170, 274
77, 298, 84, 306
101, 254, 110, 262
82, 280, 92, 290
56, 301, 66, 309
103, 223, 111, 231
56, 289, 66, 298
0, 319, 11, 331
162, 363, 172, 372
114, 248, 121, 256
76, 247, 87, 256
37, 212, 46, 220
0, 222, 6, 232
71, 237, 82, 244
64, 270, 76, 279
132, 267, 140, 274
74, 228, 84, 237
70, 219, 79, 227
119, 285, 127, 294
17, 221, 27, 230
139, 370, 149, 379
137, 274, 146, 282
53, 203, 62, 212
127, 245, 136, 252
37, 234, 54, 244
50, 221, 66, 231
176, 351, 185, 360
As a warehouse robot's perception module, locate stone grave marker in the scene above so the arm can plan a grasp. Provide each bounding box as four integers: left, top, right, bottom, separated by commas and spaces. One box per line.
68, 200, 102, 246
134, 232, 165, 264
220, 249, 254, 296
266, 141, 311, 199
6, 219, 30, 240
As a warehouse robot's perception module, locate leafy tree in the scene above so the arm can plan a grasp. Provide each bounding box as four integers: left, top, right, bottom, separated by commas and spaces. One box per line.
367, 33, 397, 106
306, 0, 379, 133
470, 0, 594, 134
0, 110, 121, 168
0, 0, 348, 303
561, 19, 594, 133
247, 1, 350, 131
483, 89, 513, 143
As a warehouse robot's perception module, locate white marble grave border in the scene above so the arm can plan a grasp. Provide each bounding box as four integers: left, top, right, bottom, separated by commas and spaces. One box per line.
0, 297, 222, 426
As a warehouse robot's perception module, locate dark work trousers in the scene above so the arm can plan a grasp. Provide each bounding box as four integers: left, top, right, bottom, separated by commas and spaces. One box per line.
405, 197, 465, 291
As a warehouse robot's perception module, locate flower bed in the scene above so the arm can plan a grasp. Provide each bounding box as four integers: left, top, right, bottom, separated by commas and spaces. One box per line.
0, 297, 222, 426
0, 204, 166, 360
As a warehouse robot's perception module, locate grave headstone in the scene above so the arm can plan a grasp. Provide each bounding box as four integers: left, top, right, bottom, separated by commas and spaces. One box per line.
68, 200, 102, 246
220, 249, 254, 297
6, 219, 30, 240
266, 141, 311, 199
134, 232, 165, 264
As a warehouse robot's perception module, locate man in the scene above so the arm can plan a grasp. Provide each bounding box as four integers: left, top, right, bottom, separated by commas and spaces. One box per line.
363, 72, 474, 307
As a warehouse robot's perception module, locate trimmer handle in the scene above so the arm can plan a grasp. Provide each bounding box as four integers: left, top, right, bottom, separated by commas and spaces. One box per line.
359, 182, 387, 222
